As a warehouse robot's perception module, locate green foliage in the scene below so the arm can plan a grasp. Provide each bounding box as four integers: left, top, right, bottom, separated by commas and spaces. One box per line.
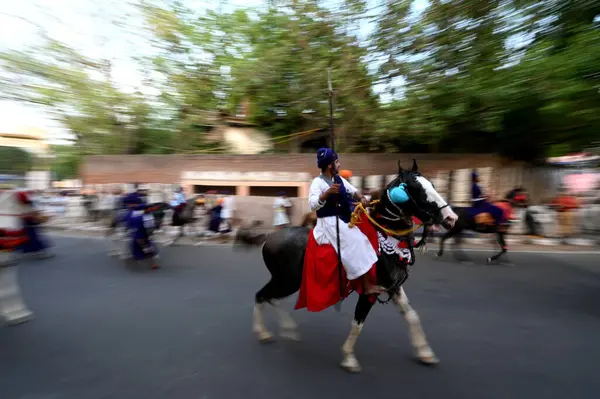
0, 147, 32, 174
371, 0, 600, 161
49, 146, 81, 180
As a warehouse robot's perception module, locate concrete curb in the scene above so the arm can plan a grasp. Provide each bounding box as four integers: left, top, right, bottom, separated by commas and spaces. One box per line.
44, 224, 599, 247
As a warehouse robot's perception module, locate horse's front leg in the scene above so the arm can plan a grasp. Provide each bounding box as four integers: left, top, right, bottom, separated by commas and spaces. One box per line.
393, 287, 438, 365
341, 295, 375, 373
436, 230, 451, 258
415, 227, 428, 254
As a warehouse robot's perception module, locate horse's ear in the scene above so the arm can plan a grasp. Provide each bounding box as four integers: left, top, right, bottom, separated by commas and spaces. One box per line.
397, 160, 403, 173
411, 159, 418, 172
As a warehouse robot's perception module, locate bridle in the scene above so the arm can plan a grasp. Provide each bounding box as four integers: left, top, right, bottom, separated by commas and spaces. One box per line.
376, 175, 449, 228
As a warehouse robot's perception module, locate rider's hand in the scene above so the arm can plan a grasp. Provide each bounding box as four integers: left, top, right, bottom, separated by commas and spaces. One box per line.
319, 184, 340, 203
327, 184, 340, 195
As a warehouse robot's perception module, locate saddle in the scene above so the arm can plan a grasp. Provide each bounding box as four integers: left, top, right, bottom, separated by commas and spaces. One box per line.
296, 216, 416, 312
475, 212, 495, 226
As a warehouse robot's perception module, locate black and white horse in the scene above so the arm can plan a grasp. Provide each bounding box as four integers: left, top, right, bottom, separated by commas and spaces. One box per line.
236, 160, 458, 372
162, 196, 204, 246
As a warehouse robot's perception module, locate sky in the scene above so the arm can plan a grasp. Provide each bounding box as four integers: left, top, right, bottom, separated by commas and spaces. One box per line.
0, 0, 429, 144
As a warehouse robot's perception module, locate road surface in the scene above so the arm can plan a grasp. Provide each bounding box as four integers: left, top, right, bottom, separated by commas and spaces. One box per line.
1, 236, 600, 399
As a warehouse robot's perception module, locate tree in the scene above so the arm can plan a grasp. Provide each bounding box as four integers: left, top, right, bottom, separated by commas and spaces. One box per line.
0, 147, 33, 174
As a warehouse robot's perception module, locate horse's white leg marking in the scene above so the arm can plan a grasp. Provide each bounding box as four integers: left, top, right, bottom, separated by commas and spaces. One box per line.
341, 320, 363, 373
116, 229, 131, 260
0, 266, 34, 325
109, 229, 125, 257
394, 287, 438, 364
253, 303, 274, 342
270, 300, 300, 341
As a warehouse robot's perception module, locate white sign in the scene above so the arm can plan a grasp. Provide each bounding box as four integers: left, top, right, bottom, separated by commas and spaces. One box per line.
181, 171, 312, 182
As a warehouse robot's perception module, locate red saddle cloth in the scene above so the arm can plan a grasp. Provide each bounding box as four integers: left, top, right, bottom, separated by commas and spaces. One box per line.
295, 220, 380, 312
493, 201, 513, 221
0, 228, 28, 251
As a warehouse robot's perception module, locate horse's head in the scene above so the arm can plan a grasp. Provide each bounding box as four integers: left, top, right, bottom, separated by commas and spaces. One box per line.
374, 159, 458, 231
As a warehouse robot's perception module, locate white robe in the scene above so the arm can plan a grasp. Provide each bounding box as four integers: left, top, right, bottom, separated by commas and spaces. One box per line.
308, 176, 378, 280
273, 197, 291, 226
221, 196, 236, 219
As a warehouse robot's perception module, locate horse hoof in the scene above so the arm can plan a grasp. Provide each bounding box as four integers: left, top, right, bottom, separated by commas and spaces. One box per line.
418, 354, 440, 366
340, 358, 362, 373
279, 330, 301, 342
487, 257, 493, 264
5, 310, 35, 326
257, 332, 275, 344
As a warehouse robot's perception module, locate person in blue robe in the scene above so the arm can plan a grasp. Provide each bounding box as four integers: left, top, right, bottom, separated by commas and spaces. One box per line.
470, 171, 506, 226
127, 204, 159, 269
21, 215, 52, 257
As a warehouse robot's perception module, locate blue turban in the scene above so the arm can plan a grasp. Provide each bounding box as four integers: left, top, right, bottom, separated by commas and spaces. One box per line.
472, 170, 479, 180
317, 147, 338, 169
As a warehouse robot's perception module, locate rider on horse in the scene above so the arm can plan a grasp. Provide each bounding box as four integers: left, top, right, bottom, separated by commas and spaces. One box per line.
309, 148, 381, 294
471, 170, 506, 228
120, 183, 147, 211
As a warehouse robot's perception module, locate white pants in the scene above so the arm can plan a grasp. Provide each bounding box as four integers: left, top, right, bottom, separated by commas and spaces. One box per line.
312, 216, 378, 280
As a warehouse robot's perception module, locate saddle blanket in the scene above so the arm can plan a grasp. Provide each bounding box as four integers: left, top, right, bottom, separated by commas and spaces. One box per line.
295, 219, 413, 312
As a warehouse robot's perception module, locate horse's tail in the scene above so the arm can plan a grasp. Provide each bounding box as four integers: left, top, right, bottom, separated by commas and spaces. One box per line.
234, 220, 268, 250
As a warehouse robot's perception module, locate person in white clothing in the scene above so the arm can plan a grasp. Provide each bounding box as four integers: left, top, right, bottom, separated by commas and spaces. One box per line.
309, 147, 381, 294
220, 191, 236, 232
273, 191, 292, 229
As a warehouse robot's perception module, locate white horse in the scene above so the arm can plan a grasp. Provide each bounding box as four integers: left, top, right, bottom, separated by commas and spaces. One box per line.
0, 189, 36, 326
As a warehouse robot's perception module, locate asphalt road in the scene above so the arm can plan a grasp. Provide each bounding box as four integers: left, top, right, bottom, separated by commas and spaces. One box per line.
1, 236, 600, 399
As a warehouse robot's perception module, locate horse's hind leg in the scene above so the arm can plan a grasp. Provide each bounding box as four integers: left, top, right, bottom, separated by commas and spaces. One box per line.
165, 226, 183, 247
393, 287, 438, 365
452, 233, 472, 263
341, 295, 375, 373
270, 299, 300, 341
254, 280, 299, 343
488, 232, 509, 264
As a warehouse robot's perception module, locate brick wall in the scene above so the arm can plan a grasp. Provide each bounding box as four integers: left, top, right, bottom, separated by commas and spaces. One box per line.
82, 153, 509, 184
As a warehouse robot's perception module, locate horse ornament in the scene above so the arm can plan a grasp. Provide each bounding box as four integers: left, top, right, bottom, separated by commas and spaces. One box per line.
0, 189, 36, 326
235, 159, 458, 373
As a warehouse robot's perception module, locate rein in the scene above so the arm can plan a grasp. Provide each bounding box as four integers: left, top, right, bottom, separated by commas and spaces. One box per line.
348, 200, 420, 305
348, 200, 423, 237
